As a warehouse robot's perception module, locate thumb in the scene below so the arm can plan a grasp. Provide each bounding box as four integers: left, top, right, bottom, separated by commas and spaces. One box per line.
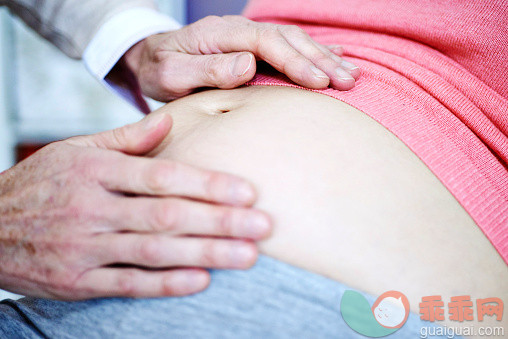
66, 113, 172, 155
188, 52, 256, 89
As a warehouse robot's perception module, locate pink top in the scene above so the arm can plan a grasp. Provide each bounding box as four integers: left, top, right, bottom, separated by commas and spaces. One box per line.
243, 0, 508, 263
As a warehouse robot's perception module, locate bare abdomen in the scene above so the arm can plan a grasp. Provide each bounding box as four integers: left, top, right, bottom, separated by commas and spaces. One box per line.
150, 86, 507, 317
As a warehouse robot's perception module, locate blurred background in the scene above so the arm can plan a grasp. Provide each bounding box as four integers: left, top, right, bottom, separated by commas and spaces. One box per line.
0, 0, 247, 300
0, 0, 248, 173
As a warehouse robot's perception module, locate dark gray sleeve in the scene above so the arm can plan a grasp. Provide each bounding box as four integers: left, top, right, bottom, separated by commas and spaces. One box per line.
0, 0, 157, 58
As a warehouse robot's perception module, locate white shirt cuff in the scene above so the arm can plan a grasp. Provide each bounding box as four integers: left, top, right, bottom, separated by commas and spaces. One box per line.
83, 7, 182, 110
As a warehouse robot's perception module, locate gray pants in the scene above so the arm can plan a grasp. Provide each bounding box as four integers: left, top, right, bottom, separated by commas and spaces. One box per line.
0, 256, 449, 338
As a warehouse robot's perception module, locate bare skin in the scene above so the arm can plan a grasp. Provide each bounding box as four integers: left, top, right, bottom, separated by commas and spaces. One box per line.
149, 86, 507, 334
0, 17, 359, 300
0, 114, 272, 300
122, 15, 360, 102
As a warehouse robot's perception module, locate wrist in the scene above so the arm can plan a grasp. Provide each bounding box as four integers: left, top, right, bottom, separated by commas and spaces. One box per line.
123, 39, 146, 79
105, 40, 151, 114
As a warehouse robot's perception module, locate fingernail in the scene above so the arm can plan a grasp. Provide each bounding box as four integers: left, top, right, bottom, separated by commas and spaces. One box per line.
231, 245, 255, 267
310, 65, 329, 79
144, 114, 165, 130
328, 45, 344, 54
342, 60, 360, 79
341, 60, 359, 72
233, 182, 256, 204
336, 67, 355, 81
246, 213, 271, 238
232, 53, 253, 77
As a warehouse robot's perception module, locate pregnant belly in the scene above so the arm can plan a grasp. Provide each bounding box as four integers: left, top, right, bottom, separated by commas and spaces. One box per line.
149, 86, 506, 313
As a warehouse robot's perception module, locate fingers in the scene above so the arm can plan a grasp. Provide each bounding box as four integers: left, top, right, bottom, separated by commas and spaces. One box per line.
137, 16, 361, 99
108, 196, 272, 239
67, 112, 256, 206
97, 154, 256, 206
277, 26, 356, 90
66, 113, 173, 155
327, 44, 344, 56
97, 234, 258, 270
192, 17, 358, 90
159, 51, 257, 93
165, 16, 358, 91
325, 44, 361, 80
246, 27, 332, 89
75, 267, 210, 298
225, 24, 359, 90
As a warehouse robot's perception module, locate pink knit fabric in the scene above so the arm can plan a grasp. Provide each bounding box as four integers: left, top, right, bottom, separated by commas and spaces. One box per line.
243, 0, 508, 263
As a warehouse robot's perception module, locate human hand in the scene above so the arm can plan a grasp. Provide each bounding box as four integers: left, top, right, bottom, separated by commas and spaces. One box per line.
122, 15, 360, 101
0, 113, 271, 300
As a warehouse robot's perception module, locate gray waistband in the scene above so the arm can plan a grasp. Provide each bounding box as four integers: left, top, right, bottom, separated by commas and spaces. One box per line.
1, 255, 452, 338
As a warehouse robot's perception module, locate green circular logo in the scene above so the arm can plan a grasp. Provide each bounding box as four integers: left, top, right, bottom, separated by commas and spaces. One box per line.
340, 290, 410, 337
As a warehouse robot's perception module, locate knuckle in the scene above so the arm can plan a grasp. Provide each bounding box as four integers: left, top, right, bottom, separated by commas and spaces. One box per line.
278, 24, 302, 35
203, 57, 224, 86
200, 15, 224, 26
111, 127, 127, 146
109, 127, 136, 152
155, 200, 181, 232
117, 271, 138, 296
261, 27, 281, 41
223, 15, 246, 23
312, 52, 333, 65
139, 237, 162, 263
200, 240, 219, 267
161, 274, 177, 295
203, 172, 227, 201
146, 162, 176, 192
40, 141, 60, 155
216, 208, 235, 235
